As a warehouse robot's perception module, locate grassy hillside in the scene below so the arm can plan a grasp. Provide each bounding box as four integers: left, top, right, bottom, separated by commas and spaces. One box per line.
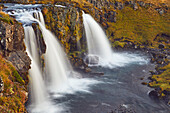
107, 6, 170, 48
0, 55, 27, 112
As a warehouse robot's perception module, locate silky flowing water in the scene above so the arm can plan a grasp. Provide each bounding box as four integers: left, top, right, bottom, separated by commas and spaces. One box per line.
2, 4, 170, 113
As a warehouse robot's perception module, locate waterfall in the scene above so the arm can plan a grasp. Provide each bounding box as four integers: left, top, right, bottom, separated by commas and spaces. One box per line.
3, 4, 101, 112
24, 26, 58, 113
24, 26, 47, 106
82, 12, 113, 61
36, 13, 73, 92
38, 11, 45, 26
24, 26, 40, 65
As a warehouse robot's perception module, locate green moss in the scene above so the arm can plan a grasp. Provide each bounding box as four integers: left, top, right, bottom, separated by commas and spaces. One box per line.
0, 55, 27, 112
149, 64, 170, 92
107, 6, 170, 48
12, 70, 25, 84
0, 12, 14, 25
112, 41, 126, 48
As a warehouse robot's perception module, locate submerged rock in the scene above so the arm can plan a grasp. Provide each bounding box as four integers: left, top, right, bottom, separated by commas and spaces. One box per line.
149, 90, 160, 99
85, 55, 99, 65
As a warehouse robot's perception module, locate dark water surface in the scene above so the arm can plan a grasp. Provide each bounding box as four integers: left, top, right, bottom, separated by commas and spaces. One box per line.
55, 63, 169, 113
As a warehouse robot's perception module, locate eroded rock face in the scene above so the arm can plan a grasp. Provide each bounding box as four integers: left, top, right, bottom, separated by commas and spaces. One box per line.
42, 5, 84, 53
0, 21, 25, 55
0, 20, 31, 78
7, 51, 31, 79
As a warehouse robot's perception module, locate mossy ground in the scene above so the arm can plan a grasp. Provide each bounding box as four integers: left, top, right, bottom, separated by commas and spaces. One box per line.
0, 55, 27, 112
149, 64, 170, 95
107, 6, 170, 48
0, 11, 14, 24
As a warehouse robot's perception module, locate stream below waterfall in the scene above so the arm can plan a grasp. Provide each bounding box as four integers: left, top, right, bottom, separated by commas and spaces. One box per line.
1, 3, 169, 113
53, 52, 169, 113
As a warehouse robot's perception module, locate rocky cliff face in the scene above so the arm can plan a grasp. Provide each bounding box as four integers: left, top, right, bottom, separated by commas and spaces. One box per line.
0, 20, 31, 81
0, 8, 31, 112
42, 5, 84, 53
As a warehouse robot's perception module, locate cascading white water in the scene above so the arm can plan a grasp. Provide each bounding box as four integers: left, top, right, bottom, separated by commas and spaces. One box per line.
38, 11, 45, 26
36, 14, 73, 92
24, 26, 40, 65
3, 4, 102, 112
24, 26, 47, 106
83, 12, 113, 61
24, 26, 59, 113
82, 12, 148, 68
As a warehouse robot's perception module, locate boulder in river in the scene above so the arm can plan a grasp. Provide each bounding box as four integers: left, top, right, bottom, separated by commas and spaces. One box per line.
85, 55, 99, 65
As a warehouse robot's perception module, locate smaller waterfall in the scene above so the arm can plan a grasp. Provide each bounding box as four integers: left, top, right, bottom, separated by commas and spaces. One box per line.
38, 11, 45, 26
35, 14, 73, 92
24, 26, 40, 65
38, 23, 71, 92
24, 27, 57, 113
83, 12, 113, 61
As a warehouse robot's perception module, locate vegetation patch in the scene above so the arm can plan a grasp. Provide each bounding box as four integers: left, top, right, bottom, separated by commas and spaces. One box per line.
149, 64, 170, 95
0, 55, 27, 112
0, 11, 14, 24
107, 6, 170, 48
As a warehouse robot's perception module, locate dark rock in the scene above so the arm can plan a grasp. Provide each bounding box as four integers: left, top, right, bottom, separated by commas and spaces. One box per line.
158, 44, 165, 49
149, 90, 160, 99
115, 2, 124, 10
7, 51, 31, 79
32, 23, 46, 55
0, 20, 31, 79
91, 72, 104, 76
125, 1, 130, 6
108, 11, 116, 23
85, 67, 91, 73
141, 82, 147, 85
133, 3, 138, 10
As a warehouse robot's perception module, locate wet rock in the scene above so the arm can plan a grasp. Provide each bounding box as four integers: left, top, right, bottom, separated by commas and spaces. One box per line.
141, 82, 147, 85
110, 104, 136, 113
85, 67, 91, 73
7, 51, 31, 79
32, 23, 46, 55
91, 72, 104, 76
85, 55, 99, 65
149, 90, 160, 99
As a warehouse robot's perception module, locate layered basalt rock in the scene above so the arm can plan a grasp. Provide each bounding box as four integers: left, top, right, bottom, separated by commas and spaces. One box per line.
0, 20, 31, 80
